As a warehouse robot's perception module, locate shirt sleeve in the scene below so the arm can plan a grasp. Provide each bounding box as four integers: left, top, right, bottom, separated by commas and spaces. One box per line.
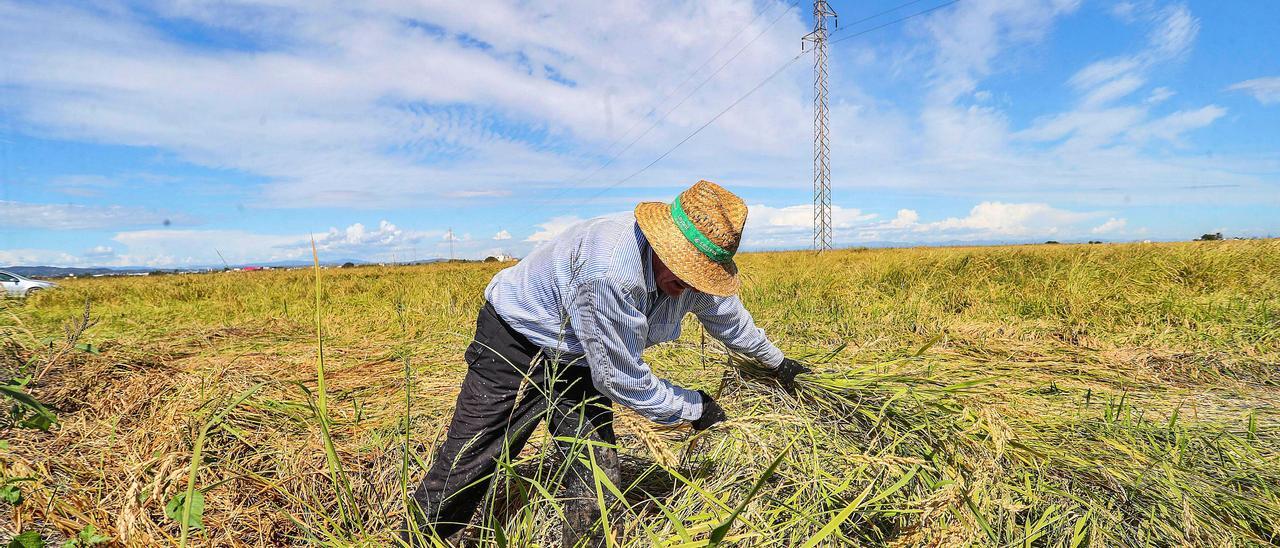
691, 293, 784, 368
567, 279, 703, 424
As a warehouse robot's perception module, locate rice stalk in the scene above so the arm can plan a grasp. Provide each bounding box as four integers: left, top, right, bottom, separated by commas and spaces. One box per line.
309, 237, 358, 535
176, 383, 264, 547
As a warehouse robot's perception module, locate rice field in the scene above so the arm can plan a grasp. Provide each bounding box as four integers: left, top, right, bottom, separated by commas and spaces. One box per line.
1, 240, 1278, 546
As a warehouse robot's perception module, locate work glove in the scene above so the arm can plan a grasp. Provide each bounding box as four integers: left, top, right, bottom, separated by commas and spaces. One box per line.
691, 390, 727, 431
773, 357, 811, 393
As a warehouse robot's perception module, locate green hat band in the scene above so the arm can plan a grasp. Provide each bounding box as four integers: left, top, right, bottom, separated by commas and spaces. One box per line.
670, 196, 733, 263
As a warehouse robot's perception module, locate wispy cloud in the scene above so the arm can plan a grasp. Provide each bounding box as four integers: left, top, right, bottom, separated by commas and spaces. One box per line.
0, 200, 188, 230
1228, 77, 1280, 105
1144, 86, 1175, 104
1016, 2, 1221, 152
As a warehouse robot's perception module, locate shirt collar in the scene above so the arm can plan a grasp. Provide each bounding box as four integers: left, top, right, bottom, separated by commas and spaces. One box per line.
636, 223, 657, 294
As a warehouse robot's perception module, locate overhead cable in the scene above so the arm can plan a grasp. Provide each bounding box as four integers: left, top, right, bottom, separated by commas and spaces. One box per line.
557, 0, 964, 214
528, 0, 804, 212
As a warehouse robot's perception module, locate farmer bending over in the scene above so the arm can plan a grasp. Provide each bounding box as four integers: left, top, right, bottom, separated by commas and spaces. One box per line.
400, 180, 809, 545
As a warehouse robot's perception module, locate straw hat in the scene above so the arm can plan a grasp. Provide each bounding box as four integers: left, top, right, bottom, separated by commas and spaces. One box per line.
635, 180, 747, 296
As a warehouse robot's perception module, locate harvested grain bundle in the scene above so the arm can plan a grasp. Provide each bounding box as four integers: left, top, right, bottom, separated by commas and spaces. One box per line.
714, 346, 1280, 546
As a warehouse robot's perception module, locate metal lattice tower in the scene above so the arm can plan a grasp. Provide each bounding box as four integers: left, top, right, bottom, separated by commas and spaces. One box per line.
803, 0, 836, 251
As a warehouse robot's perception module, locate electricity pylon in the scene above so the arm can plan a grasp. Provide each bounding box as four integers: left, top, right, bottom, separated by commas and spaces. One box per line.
803, 0, 837, 251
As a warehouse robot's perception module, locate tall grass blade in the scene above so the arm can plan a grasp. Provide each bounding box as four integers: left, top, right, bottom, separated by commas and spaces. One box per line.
310, 236, 358, 534
177, 383, 264, 547
708, 441, 792, 546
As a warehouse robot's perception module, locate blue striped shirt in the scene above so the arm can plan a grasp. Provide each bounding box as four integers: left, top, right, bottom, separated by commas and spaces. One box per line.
484, 212, 784, 424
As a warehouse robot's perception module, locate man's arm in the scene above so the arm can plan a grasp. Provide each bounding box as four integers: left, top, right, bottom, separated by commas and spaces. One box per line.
568, 279, 703, 424
690, 294, 784, 368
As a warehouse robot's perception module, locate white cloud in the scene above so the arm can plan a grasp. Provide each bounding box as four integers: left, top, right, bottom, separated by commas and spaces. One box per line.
920, 104, 1011, 163
0, 1, 810, 208
1091, 217, 1127, 234
112, 229, 303, 266
923, 0, 1082, 104
742, 201, 1118, 247
493, 230, 512, 240
887, 209, 920, 229
1145, 86, 1175, 104
0, 249, 82, 267
1069, 58, 1143, 91
310, 220, 437, 258
913, 202, 1094, 238
317, 221, 400, 247
742, 203, 876, 247
1080, 75, 1145, 108
84, 245, 116, 260
1017, 106, 1146, 149
747, 203, 875, 230
1013, 4, 1223, 152
98, 220, 440, 266
849, 0, 1264, 207
0, 200, 184, 230
1228, 77, 1280, 105
1128, 105, 1226, 145
1064, 5, 1196, 105
1146, 4, 1198, 59
1110, 2, 1138, 21
526, 215, 583, 242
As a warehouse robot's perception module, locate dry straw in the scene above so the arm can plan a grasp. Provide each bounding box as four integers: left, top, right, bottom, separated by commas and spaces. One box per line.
0, 239, 1277, 545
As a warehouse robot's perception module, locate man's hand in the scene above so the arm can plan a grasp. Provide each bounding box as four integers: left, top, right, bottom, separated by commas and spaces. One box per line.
691, 390, 727, 431
773, 357, 811, 393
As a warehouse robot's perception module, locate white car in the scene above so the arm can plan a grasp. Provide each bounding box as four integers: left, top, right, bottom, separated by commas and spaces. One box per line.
0, 270, 58, 297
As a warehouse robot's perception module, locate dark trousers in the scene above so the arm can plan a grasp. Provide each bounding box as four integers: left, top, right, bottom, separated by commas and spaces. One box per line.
403, 302, 621, 546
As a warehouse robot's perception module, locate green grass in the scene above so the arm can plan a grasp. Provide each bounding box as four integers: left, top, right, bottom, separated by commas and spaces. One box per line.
1, 240, 1277, 546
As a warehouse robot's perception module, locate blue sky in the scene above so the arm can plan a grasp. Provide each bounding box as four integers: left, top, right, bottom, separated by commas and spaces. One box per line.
1, 0, 1278, 267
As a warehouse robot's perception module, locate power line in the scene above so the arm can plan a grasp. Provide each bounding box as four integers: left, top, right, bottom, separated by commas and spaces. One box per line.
597, 3, 776, 160
538, 5, 775, 207
833, 0, 934, 34
830, 0, 960, 47
555, 0, 963, 215
525, 0, 803, 212
575, 52, 807, 206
